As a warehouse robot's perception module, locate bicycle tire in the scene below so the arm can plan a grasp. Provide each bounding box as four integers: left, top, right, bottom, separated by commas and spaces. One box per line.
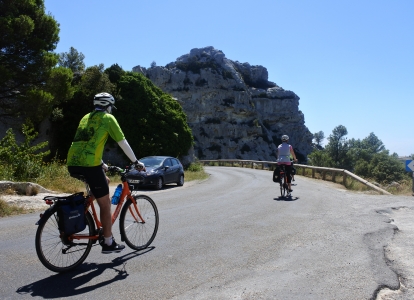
119, 195, 159, 251
35, 207, 95, 272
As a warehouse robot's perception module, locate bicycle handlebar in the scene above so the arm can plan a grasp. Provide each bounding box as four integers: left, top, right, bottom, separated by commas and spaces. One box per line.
108, 166, 125, 173
107, 163, 145, 175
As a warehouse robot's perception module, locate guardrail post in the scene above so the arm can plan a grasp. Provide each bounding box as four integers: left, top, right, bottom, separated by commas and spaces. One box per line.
332, 172, 336, 182
343, 172, 347, 186
322, 171, 326, 180
312, 169, 315, 178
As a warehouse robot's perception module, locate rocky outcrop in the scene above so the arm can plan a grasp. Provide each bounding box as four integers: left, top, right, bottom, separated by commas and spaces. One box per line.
133, 47, 313, 161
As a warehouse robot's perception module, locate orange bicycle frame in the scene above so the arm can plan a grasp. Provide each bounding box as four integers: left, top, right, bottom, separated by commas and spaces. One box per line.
70, 181, 145, 242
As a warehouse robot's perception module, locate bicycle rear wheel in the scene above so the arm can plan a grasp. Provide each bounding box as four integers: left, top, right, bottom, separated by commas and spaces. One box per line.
35, 207, 95, 272
119, 195, 159, 251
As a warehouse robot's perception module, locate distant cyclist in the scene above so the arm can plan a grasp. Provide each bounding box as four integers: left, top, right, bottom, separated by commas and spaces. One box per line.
277, 135, 297, 192
67, 92, 145, 254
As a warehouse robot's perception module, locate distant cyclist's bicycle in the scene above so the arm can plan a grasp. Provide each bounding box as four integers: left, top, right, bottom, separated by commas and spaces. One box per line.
278, 165, 291, 197
35, 165, 159, 273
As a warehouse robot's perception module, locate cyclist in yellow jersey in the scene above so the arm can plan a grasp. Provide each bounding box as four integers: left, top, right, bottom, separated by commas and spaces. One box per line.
67, 92, 145, 254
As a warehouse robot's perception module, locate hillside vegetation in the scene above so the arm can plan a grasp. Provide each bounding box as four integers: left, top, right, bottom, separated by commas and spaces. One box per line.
308, 126, 413, 193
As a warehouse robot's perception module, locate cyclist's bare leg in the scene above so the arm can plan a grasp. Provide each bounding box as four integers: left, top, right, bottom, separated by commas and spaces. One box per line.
96, 194, 112, 240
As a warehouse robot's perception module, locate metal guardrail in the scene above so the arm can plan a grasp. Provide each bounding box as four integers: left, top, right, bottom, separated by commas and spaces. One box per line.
199, 159, 392, 195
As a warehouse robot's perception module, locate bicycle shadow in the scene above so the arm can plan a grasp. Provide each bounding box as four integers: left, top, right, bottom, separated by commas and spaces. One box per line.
274, 196, 299, 201
16, 247, 155, 298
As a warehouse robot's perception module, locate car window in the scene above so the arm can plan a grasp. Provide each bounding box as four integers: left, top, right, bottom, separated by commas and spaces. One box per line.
171, 159, 179, 166
140, 157, 163, 167
164, 158, 173, 167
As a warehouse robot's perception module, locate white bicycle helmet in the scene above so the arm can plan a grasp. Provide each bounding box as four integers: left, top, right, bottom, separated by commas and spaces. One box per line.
281, 135, 289, 141
93, 92, 116, 114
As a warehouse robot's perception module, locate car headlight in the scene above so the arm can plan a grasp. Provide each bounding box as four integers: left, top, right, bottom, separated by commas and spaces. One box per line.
146, 169, 159, 175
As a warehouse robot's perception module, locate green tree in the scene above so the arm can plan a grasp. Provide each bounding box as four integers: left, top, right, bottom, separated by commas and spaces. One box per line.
361, 132, 385, 154
313, 131, 325, 149
104, 63, 126, 96
78, 64, 114, 99
325, 125, 350, 168
105, 64, 125, 84
0, 0, 59, 113
117, 72, 193, 158
58, 47, 85, 73
347, 133, 385, 171
20, 66, 75, 125
307, 149, 334, 167
366, 152, 405, 183
49, 64, 115, 158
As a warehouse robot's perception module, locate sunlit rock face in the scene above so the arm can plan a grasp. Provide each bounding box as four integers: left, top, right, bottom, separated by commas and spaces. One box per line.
133, 46, 313, 161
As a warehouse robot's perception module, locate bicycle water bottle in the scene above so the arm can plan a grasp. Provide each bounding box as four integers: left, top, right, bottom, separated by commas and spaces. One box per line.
111, 184, 122, 205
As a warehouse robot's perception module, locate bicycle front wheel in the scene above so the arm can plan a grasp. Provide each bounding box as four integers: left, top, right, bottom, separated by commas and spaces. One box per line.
35, 207, 95, 272
119, 195, 159, 251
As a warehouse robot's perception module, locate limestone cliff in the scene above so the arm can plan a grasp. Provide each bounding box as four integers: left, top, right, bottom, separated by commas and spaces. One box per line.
135, 46, 313, 161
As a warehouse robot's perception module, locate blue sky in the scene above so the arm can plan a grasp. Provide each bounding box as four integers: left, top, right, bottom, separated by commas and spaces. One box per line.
44, 0, 413, 157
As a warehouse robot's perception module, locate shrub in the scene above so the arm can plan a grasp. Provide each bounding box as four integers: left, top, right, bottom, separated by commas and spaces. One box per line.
186, 162, 203, 172
0, 124, 50, 181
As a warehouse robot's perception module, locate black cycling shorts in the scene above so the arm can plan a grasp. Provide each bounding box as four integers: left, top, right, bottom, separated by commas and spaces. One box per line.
277, 163, 293, 184
67, 165, 109, 198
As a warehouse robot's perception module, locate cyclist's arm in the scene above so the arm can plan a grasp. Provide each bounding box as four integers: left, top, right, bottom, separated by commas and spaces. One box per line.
101, 160, 108, 171
117, 139, 137, 162
290, 146, 297, 162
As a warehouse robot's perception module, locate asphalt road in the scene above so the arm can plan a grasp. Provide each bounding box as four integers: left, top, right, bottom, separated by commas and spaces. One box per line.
1, 166, 414, 300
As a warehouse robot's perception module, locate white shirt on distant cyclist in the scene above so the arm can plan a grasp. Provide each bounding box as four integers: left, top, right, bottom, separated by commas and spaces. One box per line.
277, 135, 297, 192
277, 143, 294, 165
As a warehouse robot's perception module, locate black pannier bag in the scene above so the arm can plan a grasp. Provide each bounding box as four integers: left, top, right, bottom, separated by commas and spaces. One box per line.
55, 192, 86, 235
273, 165, 281, 182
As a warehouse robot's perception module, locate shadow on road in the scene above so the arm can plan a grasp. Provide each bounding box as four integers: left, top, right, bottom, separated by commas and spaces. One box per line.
16, 247, 155, 298
274, 196, 299, 201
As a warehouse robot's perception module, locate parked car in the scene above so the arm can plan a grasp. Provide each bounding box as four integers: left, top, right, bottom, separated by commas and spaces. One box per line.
130, 156, 184, 190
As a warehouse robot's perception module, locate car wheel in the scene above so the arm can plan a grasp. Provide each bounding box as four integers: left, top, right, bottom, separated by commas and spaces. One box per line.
177, 174, 184, 186
154, 177, 163, 190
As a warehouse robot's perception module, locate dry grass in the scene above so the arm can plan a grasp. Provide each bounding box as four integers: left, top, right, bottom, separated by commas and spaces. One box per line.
185, 168, 209, 181
0, 198, 32, 217
36, 161, 84, 193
